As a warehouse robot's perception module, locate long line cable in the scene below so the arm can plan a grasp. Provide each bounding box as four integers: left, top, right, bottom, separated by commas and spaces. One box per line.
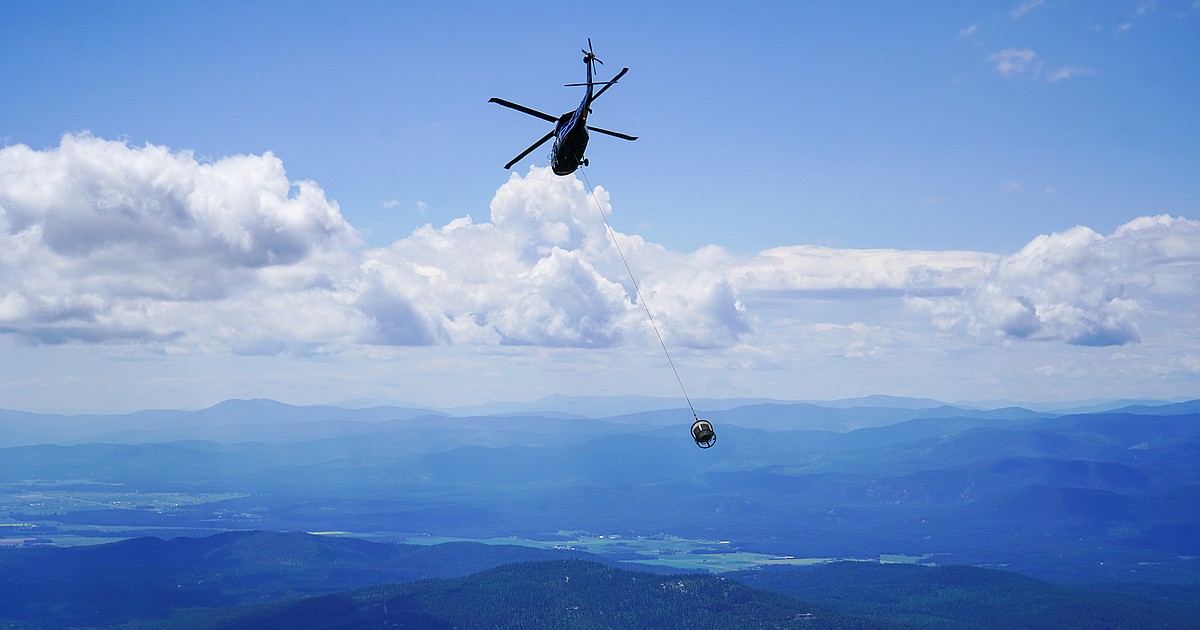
578, 168, 700, 424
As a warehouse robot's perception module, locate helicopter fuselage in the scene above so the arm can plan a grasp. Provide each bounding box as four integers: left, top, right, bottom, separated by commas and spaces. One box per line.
551, 109, 589, 176
550, 60, 595, 176
490, 40, 634, 174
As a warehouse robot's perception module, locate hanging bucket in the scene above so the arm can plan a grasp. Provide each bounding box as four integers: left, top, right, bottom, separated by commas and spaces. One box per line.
691, 419, 716, 449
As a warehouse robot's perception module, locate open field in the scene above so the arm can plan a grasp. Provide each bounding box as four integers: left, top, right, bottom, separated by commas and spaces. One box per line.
398, 531, 901, 573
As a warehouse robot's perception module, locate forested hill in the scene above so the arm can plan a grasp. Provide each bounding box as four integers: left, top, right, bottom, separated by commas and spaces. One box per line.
0, 531, 616, 628
194, 559, 891, 630
729, 562, 1200, 630
3, 532, 1196, 629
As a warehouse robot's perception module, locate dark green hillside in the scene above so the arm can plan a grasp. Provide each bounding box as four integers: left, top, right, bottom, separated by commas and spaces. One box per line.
203, 560, 894, 630
728, 562, 1197, 629
0, 531, 613, 629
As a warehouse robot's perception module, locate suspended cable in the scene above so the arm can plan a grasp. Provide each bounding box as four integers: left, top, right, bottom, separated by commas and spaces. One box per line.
578, 168, 700, 425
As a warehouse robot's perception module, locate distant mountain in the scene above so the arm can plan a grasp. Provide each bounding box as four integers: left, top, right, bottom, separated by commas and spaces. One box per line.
700, 402, 1044, 431
438, 394, 1196, 419
440, 393, 795, 418
3, 396, 1190, 447
329, 396, 439, 410
0, 398, 443, 447
804, 394, 952, 409
1102, 399, 1200, 416
957, 398, 1194, 413
438, 393, 968, 418
0, 407, 190, 446
200, 559, 891, 630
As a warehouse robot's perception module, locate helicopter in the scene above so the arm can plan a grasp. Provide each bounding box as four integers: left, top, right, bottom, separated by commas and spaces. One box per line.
490, 39, 637, 175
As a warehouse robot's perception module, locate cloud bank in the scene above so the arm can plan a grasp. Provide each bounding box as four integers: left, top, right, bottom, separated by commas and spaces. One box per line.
0, 134, 362, 352
911, 215, 1200, 347
1, 134, 1195, 359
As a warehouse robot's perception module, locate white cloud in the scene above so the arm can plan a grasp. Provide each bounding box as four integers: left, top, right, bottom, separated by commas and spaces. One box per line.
1116, 0, 1158, 33
1046, 65, 1096, 82
989, 49, 1093, 83
729, 246, 994, 298
357, 170, 750, 349
1010, 0, 1044, 19
957, 24, 979, 39
2, 134, 1196, 376
0, 133, 363, 350
909, 216, 1200, 347
0, 140, 749, 352
989, 48, 1039, 77
381, 199, 427, 214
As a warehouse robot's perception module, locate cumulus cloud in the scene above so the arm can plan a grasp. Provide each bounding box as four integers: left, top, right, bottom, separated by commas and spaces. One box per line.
910, 216, 1200, 347
0, 133, 364, 349
0, 139, 747, 351
2, 134, 1195, 360
357, 170, 751, 349
358, 172, 632, 347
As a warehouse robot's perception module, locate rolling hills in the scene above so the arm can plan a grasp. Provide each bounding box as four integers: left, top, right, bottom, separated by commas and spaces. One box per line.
1, 396, 1197, 625
1, 532, 1194, 629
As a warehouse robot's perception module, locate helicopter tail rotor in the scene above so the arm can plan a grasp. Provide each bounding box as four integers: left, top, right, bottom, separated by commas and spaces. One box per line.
582, 37, 603, 67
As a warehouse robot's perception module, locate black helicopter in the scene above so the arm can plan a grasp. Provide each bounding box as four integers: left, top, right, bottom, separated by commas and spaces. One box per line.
490, 39, 637, 175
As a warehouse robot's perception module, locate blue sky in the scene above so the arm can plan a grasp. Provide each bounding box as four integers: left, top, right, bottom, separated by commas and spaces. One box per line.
1, 1, 1198, 412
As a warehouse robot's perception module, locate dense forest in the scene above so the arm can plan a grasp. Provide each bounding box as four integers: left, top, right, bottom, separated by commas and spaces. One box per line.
190, 560, 885, 630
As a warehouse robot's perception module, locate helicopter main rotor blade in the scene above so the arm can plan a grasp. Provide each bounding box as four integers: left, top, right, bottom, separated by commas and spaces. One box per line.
586, 125, 638, 141
504, 130, 556, 170
488, 98, 558, 123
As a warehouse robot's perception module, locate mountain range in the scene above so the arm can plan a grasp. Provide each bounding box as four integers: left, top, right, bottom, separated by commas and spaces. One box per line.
1, 395, 1197, 626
